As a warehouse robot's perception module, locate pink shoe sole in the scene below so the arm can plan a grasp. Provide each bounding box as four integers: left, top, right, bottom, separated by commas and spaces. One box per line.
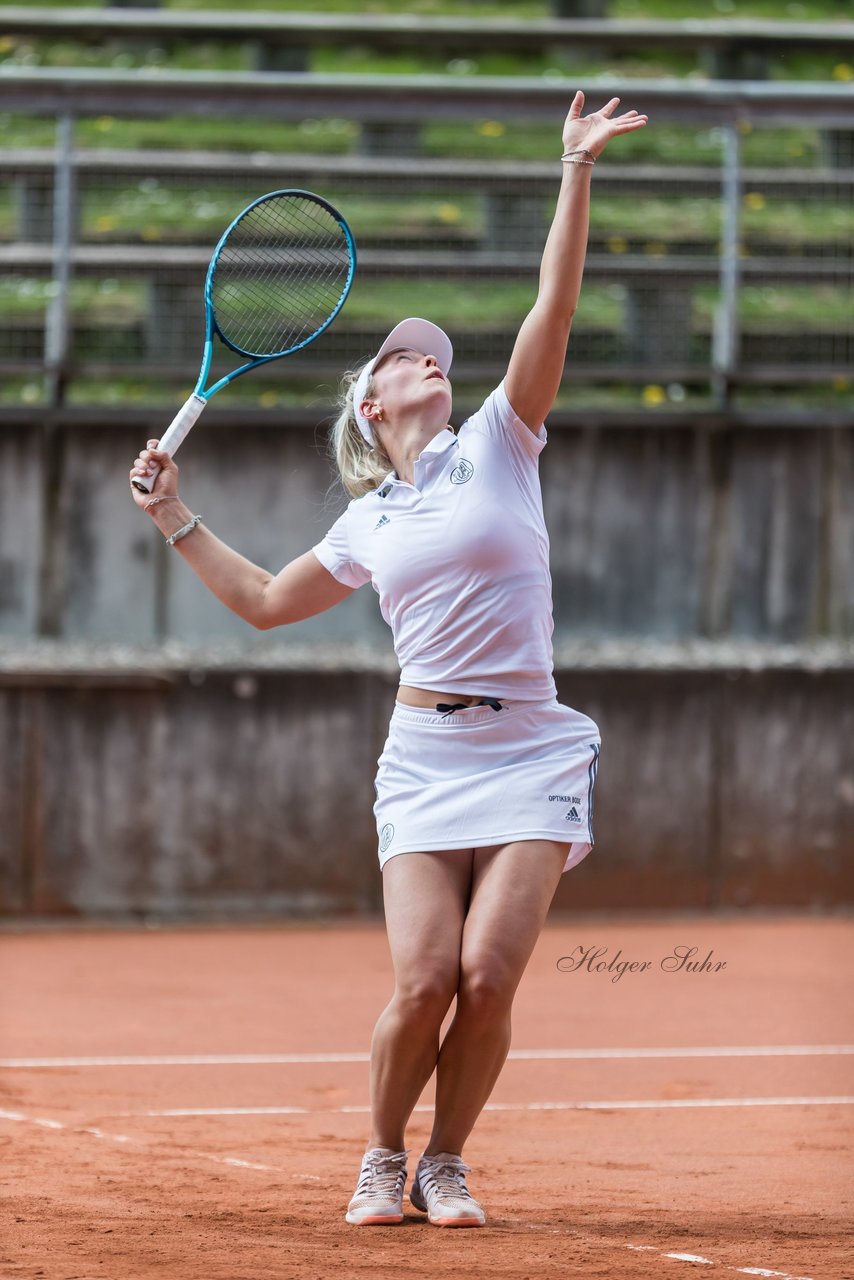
429, 1215, 484, 1228
345, 1212, 404, 1226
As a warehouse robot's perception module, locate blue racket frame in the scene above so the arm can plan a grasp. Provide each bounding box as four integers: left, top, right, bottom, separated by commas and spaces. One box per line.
194, 188, 357, 402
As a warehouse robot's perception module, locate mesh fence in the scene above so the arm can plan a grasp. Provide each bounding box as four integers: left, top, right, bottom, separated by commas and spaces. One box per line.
1, 107, 852, 413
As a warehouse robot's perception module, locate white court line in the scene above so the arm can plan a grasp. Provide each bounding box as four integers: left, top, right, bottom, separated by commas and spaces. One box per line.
1, 1044, 852, 1068
127, 1095, 854, 1118
0, 1106, 288, 1175
736, 1272, 813, 1279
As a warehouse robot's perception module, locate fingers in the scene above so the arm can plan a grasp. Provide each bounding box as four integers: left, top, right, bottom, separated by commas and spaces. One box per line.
567, 88, 584, 117
130, 446, 170, 481
614, 114, 649, 130
570, 93, 648, 123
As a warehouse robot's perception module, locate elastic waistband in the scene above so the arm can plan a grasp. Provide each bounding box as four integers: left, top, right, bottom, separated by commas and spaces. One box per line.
392, 696, 557, 727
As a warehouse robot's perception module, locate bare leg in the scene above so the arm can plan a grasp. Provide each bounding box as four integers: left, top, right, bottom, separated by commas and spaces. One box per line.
367, 849, 473, 1152
424, 839, 569, 1157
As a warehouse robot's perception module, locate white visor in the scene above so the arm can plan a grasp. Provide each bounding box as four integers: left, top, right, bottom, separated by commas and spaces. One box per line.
353, 318, 453, 444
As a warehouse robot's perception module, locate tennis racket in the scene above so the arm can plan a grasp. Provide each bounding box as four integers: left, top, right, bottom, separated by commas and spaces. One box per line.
130, 189, 356, 494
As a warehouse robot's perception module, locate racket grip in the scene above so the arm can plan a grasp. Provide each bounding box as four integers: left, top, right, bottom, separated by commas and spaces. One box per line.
131, 394, 207, 494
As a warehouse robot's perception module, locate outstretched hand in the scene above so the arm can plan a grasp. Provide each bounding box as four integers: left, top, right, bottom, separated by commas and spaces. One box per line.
562, 91, 648, 159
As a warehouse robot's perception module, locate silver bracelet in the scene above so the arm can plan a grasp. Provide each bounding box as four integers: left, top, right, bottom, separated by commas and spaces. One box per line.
562, 149, 596, 166
144, 494, 174, 512
166, 514, 203, 546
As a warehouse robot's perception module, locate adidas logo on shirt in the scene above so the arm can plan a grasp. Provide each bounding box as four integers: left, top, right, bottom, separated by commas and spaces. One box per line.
373, 514, 391, 531
565, 806, 580, 823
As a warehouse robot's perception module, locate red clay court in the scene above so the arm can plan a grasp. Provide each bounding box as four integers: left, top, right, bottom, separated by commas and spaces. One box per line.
2, 912, 852, 1280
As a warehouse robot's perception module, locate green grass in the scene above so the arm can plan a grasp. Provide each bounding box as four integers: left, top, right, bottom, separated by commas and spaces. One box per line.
5, 182, 851, 253
71, 115, 356, 155
4, 368, 849, 414
742, 198, 854, 245
0, 110, 836, 173
1, 0, 851, 84
0, 38, 845, 85
2, 274, 850, 338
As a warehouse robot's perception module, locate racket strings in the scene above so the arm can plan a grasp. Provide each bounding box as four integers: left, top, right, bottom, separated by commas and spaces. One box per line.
211, 195, 352, 356
217, 242, 344, 350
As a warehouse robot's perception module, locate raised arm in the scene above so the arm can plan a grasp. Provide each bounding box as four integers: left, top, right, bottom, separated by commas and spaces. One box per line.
505, 91, 648, 432
129, 441, 355, 630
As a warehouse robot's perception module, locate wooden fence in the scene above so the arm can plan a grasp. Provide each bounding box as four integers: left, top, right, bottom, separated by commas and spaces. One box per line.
3, 410, 852, 645
2, 662, 852, 917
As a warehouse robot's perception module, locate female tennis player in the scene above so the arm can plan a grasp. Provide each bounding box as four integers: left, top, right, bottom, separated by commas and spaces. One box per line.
129, 92, 648, 1227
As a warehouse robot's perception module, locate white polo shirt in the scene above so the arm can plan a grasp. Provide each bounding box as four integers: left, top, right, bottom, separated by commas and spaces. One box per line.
311, 379, 556, 701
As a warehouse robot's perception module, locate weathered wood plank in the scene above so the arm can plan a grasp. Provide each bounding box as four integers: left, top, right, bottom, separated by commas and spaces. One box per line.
727, 432, 825, 640
718, 671, 854, 907
58, 425, 160, 642
0, 427, 42, 639
552, 671, 718, 911
827, 427, 854, 637
0, 690, 28, 912
544, 428, 708, 637
30, 673, 382, 916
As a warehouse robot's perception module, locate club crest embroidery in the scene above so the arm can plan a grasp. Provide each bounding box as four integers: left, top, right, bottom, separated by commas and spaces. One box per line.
450, 459, 474, 485
379, 823, 395, 852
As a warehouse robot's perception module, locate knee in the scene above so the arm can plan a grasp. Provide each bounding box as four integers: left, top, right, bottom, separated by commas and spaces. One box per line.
393, 971, 457, 1024
457, 961, 516, 1022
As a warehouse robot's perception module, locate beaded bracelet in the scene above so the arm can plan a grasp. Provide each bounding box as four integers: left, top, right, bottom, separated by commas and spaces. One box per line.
562, 148, 596, 165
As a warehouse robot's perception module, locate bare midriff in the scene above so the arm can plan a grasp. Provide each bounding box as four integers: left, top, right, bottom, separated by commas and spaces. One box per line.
396, 684, 499, 708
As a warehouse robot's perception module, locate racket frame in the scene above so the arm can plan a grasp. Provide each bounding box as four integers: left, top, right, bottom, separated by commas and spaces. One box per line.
194, 187, 357, 401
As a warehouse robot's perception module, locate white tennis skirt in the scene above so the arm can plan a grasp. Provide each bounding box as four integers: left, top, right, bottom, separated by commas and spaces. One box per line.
373, 697, 601, 874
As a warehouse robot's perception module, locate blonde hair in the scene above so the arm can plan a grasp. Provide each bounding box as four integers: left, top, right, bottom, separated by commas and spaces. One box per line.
329, 362, 393, 499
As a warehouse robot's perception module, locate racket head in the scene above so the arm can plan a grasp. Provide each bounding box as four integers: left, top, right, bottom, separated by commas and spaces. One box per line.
205, 189, 356, 360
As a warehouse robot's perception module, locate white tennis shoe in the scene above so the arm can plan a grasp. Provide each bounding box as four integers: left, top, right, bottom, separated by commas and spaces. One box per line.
345, 1147, 409, 1225
410, 1151, 486, 1227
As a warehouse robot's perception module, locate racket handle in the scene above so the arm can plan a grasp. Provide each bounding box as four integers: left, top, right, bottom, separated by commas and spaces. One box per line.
131, 394, 207, 494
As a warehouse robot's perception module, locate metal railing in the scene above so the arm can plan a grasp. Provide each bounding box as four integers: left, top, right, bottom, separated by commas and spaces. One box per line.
0, 70, 852, 415
1, 8, 852, 78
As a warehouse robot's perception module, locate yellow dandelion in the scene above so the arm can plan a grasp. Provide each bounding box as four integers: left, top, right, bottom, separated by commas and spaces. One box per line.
744, 192, 765, 211
0, 37, 17, 53
737, 119, 753, 135
642, 384, 666, 406
259, 390, 278, 408
606, 236, 628, 255
477, 121, 506, 138
141, 226, 162, 241
643, 242, 667, 258
95, 116, 114, 132
832, 64, 853, 82
94, 215, 117, 233
787, 143, 805, 158
436, 203, 462, 225
832, 375, 851, 392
